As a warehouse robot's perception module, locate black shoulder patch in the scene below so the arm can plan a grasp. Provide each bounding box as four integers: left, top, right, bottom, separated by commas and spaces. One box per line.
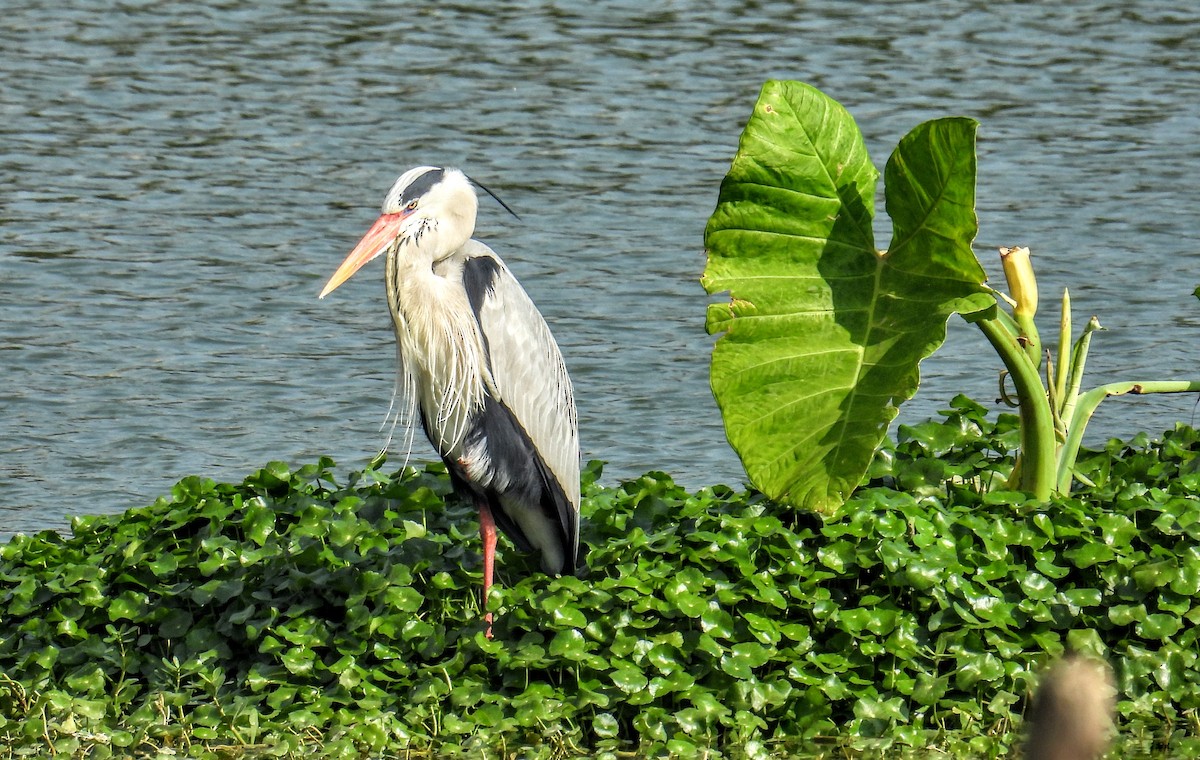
462, 256, 502, 368
461, 255, 502, 319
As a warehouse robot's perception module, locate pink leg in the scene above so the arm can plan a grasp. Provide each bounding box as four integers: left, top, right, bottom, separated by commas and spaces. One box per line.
478, 500, 496, 638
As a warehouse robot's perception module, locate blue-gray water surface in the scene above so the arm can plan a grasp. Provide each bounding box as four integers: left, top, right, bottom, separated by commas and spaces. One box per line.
3, 1, 1199, 538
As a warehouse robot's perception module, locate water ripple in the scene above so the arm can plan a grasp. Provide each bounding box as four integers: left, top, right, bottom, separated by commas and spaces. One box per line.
3, 0, 1200, 536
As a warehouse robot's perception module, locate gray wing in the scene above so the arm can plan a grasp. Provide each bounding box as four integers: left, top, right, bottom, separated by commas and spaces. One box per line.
458, 240, 580, 531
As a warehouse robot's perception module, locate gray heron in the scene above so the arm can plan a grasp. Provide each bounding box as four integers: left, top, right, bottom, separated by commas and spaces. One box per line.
319, 166, 580, 633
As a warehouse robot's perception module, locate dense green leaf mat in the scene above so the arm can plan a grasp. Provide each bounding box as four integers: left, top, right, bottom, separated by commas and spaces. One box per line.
3, 398, 1200, 757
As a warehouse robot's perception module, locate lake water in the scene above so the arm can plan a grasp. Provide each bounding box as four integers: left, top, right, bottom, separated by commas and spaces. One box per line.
3, 0, 1199, 538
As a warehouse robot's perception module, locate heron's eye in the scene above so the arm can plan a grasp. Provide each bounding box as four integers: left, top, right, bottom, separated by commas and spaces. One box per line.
405, 200, 418, 211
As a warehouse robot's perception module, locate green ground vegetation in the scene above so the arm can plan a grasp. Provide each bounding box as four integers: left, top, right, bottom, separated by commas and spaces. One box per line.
3, 398, 1200, 758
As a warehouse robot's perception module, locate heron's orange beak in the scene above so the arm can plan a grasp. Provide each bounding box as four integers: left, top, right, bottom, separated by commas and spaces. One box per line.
318, 212, 408, 298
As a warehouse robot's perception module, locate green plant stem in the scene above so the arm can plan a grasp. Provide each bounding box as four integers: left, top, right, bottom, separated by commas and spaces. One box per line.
1054, 289, 1072, 413
1015, 312, 1042, 369
1056, 380, 1200, 493
1045, 352, 1063, 441
973, 311, 1056, 501
1058, 315, 1102, 437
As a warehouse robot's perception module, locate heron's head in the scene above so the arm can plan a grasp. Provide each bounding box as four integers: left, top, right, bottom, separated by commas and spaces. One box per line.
319, 166, 478, 298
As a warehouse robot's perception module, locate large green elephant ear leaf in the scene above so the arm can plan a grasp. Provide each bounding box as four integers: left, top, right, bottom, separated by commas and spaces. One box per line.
702, 80, 994, 513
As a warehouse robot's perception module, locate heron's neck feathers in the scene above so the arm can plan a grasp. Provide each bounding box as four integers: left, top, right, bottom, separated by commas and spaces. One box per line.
385, 242, 489, 456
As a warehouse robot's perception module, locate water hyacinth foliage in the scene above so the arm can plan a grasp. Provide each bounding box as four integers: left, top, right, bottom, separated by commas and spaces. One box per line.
3, 399, 1200, 758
